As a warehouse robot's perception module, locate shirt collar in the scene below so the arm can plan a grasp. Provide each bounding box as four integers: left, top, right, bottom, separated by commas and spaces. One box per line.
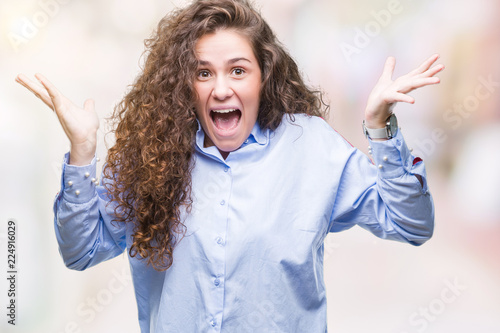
246, 119, 268, 146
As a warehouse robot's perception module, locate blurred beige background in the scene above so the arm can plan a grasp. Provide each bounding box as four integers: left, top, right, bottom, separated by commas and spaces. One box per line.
1, 0, 499, 332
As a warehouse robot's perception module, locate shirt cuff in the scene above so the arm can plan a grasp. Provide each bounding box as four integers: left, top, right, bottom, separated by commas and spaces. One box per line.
368, 130, 414, 179
61, 152, 98, 203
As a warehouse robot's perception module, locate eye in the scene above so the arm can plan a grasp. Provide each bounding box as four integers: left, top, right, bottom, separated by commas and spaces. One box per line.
197, 70, 211, 80
232, 67, 245, 76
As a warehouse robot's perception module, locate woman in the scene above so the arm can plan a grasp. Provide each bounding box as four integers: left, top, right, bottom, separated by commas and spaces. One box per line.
16, 0, 443, 331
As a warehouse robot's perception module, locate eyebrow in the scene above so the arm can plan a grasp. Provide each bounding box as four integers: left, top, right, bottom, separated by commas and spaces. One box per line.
198, 57, 252, 66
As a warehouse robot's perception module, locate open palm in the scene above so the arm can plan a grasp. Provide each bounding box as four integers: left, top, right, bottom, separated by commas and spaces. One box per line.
16, 73, 99, 165
365, 54, 444, 129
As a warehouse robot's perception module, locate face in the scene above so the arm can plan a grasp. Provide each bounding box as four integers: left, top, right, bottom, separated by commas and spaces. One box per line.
193, 29, 262, 157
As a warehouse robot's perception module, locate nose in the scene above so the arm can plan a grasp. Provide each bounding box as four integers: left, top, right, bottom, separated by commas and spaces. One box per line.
211, 76, 234, 100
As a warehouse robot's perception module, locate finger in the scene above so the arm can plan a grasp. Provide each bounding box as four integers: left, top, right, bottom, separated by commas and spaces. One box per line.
380, 90, 415, 105
392, 92, 415, 104
381, 56, 396, 80
84, 99, 95, 112
15, 74, 54, 109
34, 73, 65, 112
411, 54, 440, 75
422, 63, 445, 78
402, 77, 441, 92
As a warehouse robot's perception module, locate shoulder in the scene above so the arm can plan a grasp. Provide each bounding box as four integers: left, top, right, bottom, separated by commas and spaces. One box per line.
283, 113, 327, 126
277, 114, 354, 151
277, 113, 329, 135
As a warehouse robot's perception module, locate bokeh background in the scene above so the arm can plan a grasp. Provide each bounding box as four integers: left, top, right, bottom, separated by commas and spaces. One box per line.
1, 0, 499, 332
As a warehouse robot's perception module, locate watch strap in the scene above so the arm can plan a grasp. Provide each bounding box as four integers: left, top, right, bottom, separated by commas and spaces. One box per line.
363, 120, 389, 139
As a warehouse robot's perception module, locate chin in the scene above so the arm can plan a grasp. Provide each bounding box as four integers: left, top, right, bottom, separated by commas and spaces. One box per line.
213, 139, 242, 154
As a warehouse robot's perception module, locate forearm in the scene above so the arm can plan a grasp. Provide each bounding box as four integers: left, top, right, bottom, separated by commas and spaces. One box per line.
54, 153, 126, 270
368, 131, 434, 244
330, 130, 434, 245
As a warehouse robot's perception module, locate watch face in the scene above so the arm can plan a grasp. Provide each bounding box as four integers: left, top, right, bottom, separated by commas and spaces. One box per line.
388, 114, 398, 138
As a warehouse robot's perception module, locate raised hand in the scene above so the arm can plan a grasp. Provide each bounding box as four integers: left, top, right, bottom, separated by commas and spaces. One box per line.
16, 73, 99, 165
364, 54, 444, 130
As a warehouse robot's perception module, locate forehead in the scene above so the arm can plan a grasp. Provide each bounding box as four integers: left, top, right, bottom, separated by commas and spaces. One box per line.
195, 29, 256, 61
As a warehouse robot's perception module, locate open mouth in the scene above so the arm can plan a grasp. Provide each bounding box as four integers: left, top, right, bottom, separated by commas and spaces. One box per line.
210, 109, 242, 133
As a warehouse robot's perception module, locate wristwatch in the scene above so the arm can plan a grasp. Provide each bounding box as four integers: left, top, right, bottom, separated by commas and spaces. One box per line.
362, 113, 398, 139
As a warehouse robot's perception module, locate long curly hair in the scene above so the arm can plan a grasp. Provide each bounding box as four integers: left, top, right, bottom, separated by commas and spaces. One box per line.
103, 0, 329, 271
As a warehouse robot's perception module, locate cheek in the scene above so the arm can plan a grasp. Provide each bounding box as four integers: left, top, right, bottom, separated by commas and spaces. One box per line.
239, 78, 260, 100
250, 78, 262, 100
193, 83, 207, 106
248, 82, 262, 112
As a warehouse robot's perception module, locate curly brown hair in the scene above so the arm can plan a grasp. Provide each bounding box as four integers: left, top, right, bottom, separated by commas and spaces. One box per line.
103, 0, 329, 271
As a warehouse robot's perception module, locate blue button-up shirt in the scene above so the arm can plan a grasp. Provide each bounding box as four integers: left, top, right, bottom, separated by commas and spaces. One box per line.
54, 114, 434, 332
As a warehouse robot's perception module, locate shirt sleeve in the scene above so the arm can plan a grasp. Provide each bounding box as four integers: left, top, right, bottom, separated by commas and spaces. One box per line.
53, 153, 127, 270
329, 130, 434, 246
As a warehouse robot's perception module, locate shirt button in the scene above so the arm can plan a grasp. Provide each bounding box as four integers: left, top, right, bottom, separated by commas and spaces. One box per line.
220, 200, 225, 206
214, 278, 220, 287
216, 237, 224, 245
224, 167, 229, 172
210, 319, 216, 327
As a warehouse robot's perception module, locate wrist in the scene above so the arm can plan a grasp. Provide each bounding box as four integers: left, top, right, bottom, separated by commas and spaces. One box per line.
364, 112, 390, 129
69, 143, 96, 166
364, 120, 386, 129
362, 113, 398, 140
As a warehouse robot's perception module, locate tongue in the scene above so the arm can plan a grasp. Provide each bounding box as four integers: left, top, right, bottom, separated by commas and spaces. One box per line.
213, 111, 239, 131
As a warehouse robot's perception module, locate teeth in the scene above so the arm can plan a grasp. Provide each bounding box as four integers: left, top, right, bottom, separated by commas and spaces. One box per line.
212, 109, 237, 113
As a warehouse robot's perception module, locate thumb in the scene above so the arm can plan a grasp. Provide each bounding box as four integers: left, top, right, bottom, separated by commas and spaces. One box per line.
381, 56, 396, 81
84, 98, 95, 112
